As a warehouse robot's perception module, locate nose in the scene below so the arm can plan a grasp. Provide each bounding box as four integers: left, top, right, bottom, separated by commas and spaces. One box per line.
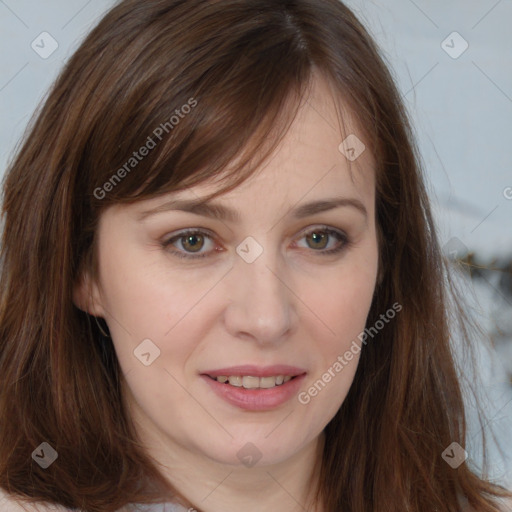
223, 245, 297, 346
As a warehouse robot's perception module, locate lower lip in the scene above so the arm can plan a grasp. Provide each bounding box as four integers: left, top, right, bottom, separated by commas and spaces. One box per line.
201, 374, 306, 411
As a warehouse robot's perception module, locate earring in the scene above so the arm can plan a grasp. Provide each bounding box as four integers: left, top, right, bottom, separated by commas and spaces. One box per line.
93, 315, 111, 338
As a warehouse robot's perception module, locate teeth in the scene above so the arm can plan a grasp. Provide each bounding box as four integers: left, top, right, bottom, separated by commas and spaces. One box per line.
213, 375, 295, 388
259, 376, 277, 388
228, 376, 242, 387
242, 376, 260, 389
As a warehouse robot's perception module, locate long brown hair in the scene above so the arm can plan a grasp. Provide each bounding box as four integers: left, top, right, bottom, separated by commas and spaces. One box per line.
0, 0, 510, 510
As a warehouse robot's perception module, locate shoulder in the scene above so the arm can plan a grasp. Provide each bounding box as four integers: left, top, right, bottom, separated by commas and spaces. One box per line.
0, 489, 186, 512
0, 487, 72, 512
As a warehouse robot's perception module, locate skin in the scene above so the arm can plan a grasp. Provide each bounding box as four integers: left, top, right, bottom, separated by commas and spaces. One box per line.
74, 74, 379, 512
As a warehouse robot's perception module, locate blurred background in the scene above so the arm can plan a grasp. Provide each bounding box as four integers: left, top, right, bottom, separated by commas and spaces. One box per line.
0, 0, 511, 489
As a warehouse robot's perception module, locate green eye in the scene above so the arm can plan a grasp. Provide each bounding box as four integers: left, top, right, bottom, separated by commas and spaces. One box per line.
297, 227, 348, 254
162, 226, 349, 260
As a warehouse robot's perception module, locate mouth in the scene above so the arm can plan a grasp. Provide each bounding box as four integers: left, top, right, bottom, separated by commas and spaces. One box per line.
200, 365, 307, 411
205, 374, 299, 389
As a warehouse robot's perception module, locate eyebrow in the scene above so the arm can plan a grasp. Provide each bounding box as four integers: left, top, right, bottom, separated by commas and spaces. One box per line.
137, 196, 368, 222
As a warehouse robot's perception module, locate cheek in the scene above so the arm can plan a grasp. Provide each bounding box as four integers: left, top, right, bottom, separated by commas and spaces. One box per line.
305, 247, 378, 344
96, 243, 224, 379
295, 244, 377, 416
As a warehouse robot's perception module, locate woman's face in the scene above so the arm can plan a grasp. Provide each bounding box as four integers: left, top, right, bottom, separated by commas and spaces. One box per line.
77, 76, 379, 468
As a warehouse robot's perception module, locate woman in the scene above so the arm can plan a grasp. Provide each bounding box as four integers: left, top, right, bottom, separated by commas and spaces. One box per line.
0, 0, 510, 511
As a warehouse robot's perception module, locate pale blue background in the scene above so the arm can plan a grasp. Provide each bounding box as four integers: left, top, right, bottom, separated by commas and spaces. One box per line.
1, 0, 511, 489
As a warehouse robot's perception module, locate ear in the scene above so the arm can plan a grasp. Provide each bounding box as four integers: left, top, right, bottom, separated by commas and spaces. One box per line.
72, 267, 106, 317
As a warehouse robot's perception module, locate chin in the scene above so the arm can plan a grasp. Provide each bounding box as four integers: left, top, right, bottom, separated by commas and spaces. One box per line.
194, 429, 315, 469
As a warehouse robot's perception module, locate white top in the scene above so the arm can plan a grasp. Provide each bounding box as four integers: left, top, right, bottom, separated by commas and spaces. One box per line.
123, 504, 187, 512
124, 503, 188, 512
0, 488, 188, 512
2, 486, 512, 511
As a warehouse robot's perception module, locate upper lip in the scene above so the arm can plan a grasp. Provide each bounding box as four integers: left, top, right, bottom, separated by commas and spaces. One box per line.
201, 365, 307, 378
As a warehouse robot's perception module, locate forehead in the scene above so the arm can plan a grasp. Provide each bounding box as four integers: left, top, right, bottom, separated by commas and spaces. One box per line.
242, 74, 375, 195
129, 73, 376, 221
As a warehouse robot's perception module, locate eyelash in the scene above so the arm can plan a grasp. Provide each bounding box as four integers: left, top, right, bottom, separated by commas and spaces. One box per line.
161, 226, 350, 260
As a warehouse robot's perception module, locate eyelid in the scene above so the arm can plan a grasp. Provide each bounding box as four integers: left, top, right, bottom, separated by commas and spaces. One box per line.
292, 225, 349, 253
162, 225, 349, 260
162, 228, 219, 260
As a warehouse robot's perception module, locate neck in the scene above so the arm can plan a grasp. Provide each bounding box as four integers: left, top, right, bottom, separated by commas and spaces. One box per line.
132, 414, 326, 512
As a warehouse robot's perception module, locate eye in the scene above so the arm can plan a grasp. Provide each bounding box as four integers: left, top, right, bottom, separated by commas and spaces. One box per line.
162, 229, 218, 259
295, 226, 349, 255
162, 225, 349, 260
